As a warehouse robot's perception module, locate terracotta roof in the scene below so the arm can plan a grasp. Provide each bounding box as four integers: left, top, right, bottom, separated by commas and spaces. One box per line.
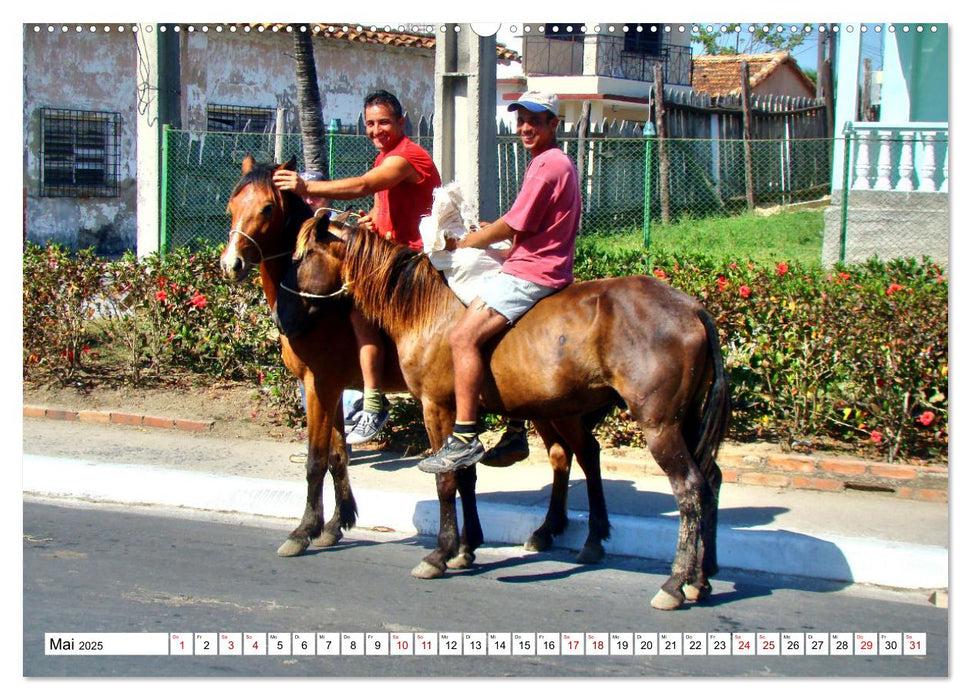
243, 23, 520, 62
691, 52, 815, 97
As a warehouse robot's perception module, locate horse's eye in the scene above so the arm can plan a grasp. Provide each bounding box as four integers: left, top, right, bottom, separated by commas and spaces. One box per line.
261, 204, 274, 217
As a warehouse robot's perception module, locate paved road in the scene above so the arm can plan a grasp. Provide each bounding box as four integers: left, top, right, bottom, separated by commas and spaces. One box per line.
23, 500, 947, 678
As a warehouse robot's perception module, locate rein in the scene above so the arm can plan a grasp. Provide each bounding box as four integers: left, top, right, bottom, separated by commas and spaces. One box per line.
278, 280, 351, 300
227, 228, 293, 263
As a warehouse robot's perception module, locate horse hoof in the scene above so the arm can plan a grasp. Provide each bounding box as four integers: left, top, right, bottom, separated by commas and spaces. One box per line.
576, 542, 605, 564
650, 589, 684, 611
277, 538, 309, 557
446, 552, 475, 569
313, 530, 343, 548
683, 584, 710, 603
524, 534, 552, 552
411, 561, 445, 579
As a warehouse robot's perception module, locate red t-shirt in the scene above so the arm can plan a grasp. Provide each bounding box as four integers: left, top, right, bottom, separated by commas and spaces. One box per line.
500, 147, 581, 288
372, 137, 441, 250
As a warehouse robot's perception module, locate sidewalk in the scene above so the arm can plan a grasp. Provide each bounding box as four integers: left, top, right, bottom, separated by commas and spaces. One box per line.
22, 412, 949, 592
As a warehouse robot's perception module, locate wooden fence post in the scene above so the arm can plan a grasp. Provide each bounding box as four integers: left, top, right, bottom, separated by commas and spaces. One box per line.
653, 63, 671, 225
739, 60, 756, 210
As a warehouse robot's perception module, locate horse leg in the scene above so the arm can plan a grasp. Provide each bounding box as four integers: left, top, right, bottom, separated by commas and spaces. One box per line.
684, 466, 721, 603
447, 464, 483, 569
550, 417, 611, 564
643, 425, 705, 610
277, 381, 340, 557
314, 403, 358, 547
525, 420, 573, 553
411, 401, 464, 579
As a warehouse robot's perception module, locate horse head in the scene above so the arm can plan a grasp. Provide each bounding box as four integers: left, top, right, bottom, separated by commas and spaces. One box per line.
274, 209, 357, 336
220, 155, 308, 282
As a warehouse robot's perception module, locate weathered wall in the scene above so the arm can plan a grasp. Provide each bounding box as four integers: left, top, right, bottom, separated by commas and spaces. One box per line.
23, 27, 138, 255
179, 30, 435, 132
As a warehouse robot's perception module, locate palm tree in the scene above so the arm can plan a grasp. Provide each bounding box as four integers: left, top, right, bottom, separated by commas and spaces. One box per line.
293, 25, 327, 178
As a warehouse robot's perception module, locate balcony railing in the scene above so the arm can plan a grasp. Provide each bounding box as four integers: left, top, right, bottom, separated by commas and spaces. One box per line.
522, 35, 692, 86
845, 122, 948, 193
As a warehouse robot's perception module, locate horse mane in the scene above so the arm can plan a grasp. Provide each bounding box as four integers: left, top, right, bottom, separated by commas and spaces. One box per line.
343, 228, 456, 337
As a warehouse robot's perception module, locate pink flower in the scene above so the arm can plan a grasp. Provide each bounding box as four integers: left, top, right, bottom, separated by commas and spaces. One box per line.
777, 262, 790, 276
870, 430, 884, 444
739, 285, 752, 298
918, 411, 935, 427
189, 292, 208, 309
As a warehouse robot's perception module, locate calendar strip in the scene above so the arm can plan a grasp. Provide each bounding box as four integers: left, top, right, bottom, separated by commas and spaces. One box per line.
44, 632, 928, 656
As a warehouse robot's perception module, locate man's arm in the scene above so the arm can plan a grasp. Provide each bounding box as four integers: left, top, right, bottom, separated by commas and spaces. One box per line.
455, 218, 518, 250
273, 155, 416, 201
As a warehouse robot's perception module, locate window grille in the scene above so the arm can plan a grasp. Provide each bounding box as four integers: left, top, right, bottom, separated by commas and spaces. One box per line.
40, 108, 120, 198
623, 26, 663, 56
207, 104, 276, 133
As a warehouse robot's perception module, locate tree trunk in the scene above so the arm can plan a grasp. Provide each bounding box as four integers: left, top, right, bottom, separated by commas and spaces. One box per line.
293, 28, 327, 177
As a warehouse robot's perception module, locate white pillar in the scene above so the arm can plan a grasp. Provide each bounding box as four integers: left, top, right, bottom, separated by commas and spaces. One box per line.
434, 24, 499, 222
135, 23, 161, 256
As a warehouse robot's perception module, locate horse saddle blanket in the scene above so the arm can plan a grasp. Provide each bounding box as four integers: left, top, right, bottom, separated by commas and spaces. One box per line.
418, 182, 510, 306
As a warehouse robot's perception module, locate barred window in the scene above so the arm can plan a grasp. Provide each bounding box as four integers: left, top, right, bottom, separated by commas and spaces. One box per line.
40, 108, 121, 198
207, 104, 275, 133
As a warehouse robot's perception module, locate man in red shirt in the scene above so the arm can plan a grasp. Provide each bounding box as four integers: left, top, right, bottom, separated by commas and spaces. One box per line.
274, 90, 441, 444
418, 91, 581, 474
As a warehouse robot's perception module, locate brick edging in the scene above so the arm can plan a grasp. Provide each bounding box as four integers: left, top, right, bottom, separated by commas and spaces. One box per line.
24, 405, 214, 433
25, 404, 947, 503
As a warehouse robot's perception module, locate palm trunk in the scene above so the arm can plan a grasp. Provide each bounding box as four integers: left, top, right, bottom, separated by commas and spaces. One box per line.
293, 29, 327, 178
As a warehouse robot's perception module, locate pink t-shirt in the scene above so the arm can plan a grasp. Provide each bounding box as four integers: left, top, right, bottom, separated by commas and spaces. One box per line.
500, 147, 580, 288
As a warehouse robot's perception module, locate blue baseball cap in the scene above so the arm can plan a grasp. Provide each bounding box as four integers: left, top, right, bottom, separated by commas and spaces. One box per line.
507, 90, 559, 117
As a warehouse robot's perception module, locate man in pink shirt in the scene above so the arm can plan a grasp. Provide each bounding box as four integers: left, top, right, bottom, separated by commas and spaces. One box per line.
419, 91, 581, 474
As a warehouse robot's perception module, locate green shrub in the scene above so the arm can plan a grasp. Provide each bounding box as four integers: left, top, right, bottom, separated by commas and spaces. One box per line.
22, 241, 947, 462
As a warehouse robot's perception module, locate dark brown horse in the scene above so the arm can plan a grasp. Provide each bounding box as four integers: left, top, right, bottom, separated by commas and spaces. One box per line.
219, 157, 612, 568
287, 211, 731, 610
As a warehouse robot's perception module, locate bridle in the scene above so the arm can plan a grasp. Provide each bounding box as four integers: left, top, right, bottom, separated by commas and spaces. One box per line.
226, 227, 293, 264
274, 206, 361, 300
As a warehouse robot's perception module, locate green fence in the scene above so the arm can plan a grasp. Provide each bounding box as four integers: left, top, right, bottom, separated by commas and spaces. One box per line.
162, 127, 831, 252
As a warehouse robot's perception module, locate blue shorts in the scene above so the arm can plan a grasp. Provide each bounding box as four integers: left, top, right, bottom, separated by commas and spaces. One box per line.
475, 272, 559, 324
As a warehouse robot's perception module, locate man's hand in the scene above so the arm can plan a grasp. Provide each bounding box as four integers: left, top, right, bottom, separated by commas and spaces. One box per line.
272, 170, 307, 196
356, 211, 376, 234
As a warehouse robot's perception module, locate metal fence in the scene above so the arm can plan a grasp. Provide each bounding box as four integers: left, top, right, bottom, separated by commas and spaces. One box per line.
161, 126, 831, 252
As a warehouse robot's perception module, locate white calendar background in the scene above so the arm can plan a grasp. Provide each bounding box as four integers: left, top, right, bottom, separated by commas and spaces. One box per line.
45, 631, 927, 656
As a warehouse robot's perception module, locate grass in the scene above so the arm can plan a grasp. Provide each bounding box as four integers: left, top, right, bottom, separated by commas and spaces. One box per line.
580, 209, 825, 268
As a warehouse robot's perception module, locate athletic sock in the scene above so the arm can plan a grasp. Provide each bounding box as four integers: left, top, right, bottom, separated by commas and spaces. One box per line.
363, 388, 384, 414
452, 421, 478, 444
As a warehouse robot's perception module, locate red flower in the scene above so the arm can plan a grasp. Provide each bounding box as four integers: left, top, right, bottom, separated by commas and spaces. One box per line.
728, 262, 738, 270
190, 292, 208, 309
717, 276, 729, 291
918, 411, 935, 427
870, 430, 884, 444
155, 290, 168, 303
654, 268, 667, 280
777, 262, 789, 276
739, 285, 752, 298
886, 283, 905, 296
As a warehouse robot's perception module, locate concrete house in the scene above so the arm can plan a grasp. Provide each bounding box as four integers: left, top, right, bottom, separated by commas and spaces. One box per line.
23, 23, 517, 256
501, 23, 693, 128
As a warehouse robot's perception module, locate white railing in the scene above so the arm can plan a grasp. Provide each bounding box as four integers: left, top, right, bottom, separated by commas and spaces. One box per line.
846, 122, 948, 193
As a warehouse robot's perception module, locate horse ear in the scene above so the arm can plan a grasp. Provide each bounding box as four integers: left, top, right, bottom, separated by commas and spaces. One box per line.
280, 156, 298, 172
241, 155, 255, 174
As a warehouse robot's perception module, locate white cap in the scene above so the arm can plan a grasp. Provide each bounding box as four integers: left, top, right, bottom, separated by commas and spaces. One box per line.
507, 90, 559, 117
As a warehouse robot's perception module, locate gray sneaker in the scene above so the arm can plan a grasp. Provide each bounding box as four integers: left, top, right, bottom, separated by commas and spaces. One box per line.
346, 409, 390, 445
418, 435, 485, 473
480, 427, 529, 467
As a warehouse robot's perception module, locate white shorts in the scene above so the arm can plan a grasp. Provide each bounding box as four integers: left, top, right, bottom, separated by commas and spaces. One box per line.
475, 272, 560, 324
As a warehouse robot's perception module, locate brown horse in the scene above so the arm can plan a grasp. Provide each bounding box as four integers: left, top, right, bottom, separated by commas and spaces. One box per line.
219, 157, 613, 566
287, 211, 731, 610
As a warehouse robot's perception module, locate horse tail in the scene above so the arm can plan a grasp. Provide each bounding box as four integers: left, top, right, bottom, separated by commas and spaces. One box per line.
692, 309, 731, 480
